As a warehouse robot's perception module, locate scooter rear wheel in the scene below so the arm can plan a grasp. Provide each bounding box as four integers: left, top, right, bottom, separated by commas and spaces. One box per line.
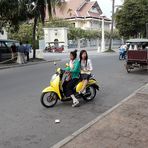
41, 92, 58, 108
83, 86, 96, 102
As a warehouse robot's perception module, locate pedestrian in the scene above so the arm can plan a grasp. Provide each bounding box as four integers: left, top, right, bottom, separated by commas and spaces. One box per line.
63, 50, 81, 107
17, 42, 26, 64
11, 43, 17, 60
24, 41, 31, 62
79, 50, 93, 94
119, 45, 126, 60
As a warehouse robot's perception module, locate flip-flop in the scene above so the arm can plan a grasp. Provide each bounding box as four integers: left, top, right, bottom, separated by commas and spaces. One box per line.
72, 101, 80, 107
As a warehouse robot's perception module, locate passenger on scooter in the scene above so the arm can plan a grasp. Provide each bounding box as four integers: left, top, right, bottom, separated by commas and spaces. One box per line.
79, 50, 93, 94
63, 50, 81, 107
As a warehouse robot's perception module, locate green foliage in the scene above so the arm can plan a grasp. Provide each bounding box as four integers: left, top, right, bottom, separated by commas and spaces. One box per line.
0, 0, 28, 31
68, 28, 102, 40
8, 21, 121, 45
112, 29, 120, 39
8, 23, 43, 48
8, 24, 33, 42
115, 0, 148, 38
68, 28, 120, 40
84, 30, 101, 39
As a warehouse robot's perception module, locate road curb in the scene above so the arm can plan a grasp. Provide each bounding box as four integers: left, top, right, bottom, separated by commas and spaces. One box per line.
0, 59, 61, 70
51, 84, 147, 148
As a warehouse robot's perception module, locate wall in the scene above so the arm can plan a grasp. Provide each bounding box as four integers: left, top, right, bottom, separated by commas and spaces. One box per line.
43, 27, 68, 51
0, 29, 7, 40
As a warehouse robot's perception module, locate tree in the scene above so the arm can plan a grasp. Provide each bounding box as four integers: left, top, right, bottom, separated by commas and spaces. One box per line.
27, 0, 64, 59
67, 28, 102, 40
115, 0, 148, 38
0, 0, 28, 32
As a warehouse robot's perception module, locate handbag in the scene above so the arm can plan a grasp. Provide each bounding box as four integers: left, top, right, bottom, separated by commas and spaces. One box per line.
65, 71, 72, 81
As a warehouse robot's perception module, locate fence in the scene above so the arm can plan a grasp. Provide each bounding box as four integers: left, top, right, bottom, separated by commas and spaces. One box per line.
68, 38, 122, 51
39, 38, 122, 52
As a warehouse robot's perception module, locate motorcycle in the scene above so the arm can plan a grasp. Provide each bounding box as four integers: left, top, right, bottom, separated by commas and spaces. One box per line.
119, 45, 127, 60
40, 63, 99, 108
119, 51, 127, 60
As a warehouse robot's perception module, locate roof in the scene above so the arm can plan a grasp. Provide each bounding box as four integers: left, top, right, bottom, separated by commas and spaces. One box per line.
78, 1, 96, 17
126, 39, 148, 43
47, 0, 85, 19
45, 0, 110, 21
0, 39, 18, 42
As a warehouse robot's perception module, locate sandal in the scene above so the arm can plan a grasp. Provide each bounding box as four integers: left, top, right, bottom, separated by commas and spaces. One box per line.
72, 101, 80, 107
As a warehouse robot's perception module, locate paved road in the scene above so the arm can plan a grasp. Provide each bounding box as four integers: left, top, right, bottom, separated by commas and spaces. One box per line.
0, 52, 147, 148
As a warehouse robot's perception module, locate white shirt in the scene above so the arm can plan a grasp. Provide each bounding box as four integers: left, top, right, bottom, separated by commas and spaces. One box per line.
69, 60, 75, 69
81, 59, 93, 73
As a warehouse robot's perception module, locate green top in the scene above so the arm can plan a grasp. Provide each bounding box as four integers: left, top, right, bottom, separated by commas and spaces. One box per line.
65, 59, 80, 79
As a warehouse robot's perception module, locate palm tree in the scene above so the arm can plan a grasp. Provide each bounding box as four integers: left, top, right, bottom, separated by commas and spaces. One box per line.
27, 0, 64, 59
0, 0, 28, 32
26, 0, 45, 58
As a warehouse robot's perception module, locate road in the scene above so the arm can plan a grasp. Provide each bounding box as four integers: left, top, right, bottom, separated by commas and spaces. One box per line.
0, 52, 147, 148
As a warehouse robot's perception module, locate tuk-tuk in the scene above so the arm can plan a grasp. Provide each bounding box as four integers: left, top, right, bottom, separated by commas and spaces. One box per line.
44, 41, 64, 53
125, 38, 148, 73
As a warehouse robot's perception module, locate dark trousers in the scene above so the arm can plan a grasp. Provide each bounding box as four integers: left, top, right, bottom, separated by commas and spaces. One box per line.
25, 52, 29, 61
63, 78, 78, 97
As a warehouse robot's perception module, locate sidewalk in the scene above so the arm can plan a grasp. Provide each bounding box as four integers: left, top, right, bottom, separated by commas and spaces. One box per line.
52, 83, 148, 148
0, 59, 61, 70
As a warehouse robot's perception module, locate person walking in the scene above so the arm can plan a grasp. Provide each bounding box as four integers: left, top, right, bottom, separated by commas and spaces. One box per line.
11, 43, 17, 61
17, 42, 26, 64
25, 41, 31, 62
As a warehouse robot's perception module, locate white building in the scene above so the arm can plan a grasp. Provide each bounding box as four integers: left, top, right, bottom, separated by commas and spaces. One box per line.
0, 28, 7, 40
43, 27, 68, 51
45, 0, 111, 31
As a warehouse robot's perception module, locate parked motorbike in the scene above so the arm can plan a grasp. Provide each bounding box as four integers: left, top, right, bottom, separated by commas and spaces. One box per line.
40, 63, 99, 108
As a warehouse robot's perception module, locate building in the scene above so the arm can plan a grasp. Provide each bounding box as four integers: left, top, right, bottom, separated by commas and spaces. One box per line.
0, 28, 7, 40
45, 0, 111, 31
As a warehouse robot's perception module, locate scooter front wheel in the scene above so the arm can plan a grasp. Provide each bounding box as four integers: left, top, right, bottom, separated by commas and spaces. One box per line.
41, 92, 58, 108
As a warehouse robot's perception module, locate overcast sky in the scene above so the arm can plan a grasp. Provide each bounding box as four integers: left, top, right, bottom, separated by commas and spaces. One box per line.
96, 0, 123, 18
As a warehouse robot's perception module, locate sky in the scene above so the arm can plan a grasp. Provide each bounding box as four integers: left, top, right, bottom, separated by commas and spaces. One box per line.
96, 0, 123, 18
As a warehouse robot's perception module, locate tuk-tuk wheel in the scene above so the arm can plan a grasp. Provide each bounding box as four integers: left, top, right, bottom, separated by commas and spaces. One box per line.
126, 64, 131, 73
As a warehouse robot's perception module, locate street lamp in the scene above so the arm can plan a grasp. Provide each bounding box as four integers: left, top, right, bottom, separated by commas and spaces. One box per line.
146, 23, 148, 39
101, 14, 105, 52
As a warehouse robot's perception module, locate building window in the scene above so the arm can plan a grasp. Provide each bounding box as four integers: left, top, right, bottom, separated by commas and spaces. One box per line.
90, 6, 99, 13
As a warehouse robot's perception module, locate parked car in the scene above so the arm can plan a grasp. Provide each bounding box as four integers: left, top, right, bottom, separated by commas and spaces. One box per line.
0, 39, 19, 62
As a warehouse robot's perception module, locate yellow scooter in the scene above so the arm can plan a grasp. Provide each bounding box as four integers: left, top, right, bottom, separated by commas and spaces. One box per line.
40, 66, 99, 108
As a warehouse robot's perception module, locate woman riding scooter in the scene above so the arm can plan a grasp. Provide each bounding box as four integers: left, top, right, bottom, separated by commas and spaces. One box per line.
79, 50, 93, 94
63, 50, 80, 107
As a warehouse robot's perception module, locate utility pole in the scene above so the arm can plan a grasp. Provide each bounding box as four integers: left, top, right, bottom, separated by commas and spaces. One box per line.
108, 0, 115, 51
146, 23, 148, 38
101, 15, 105, 52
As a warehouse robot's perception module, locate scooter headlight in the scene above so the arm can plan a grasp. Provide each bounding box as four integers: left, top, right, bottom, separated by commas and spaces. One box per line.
50, 74, 57, 82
